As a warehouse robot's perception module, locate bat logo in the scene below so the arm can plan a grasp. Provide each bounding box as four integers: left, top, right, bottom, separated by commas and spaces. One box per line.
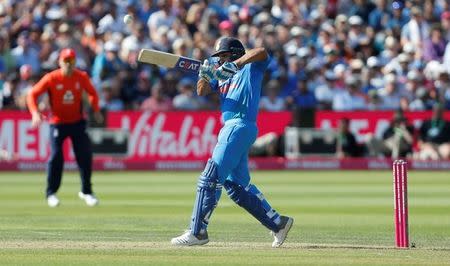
176, 58, 201, 73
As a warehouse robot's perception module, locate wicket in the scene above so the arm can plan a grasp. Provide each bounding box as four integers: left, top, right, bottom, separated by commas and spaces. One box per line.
392, 160, 409, 248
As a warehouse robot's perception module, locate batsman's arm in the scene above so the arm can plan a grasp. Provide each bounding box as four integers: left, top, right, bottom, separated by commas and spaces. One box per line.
197, 78, 213, 96
233, 47, 268, 68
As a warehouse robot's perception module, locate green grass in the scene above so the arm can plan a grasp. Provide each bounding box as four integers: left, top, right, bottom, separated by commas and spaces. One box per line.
0, 170, 449, 265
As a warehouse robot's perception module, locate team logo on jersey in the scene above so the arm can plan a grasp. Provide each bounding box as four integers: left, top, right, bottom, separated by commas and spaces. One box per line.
76, 82, 80, 90
56, 84, 63, 90
63, 90, 74, 104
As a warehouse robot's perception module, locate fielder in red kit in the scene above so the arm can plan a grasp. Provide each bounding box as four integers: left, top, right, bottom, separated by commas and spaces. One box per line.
27, 48, 103, 207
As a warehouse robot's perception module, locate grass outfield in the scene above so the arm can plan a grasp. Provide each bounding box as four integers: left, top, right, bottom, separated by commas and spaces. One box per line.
0, 170, 449, 265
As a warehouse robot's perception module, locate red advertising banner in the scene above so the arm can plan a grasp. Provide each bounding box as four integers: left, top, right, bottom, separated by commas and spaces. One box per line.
0, 111, 292, 161
106, 111, 292, 160
315, 111, 450, 143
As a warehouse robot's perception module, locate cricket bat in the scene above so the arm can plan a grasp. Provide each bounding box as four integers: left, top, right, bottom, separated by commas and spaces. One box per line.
137, 49, 202, 74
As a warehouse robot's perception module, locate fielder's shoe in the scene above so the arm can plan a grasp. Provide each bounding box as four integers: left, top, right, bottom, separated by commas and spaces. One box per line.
78, 192, 99, 207
47, 194, 60, 207
271, 215, 294, 248
171, 230, 209, 246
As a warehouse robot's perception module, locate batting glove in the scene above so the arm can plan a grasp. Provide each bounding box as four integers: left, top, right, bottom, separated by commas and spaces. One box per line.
199, 59, 215, 82
214, 62, 239, 81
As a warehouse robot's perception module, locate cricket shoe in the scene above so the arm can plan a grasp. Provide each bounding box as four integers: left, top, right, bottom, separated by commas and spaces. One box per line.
78, 192, 99, 207
47, 194, 60, 207
271, 216, 294, 248
171, 230, 209, 246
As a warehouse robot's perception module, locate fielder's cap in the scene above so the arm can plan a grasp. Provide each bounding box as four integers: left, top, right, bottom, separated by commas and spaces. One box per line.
59, 48, 76, 60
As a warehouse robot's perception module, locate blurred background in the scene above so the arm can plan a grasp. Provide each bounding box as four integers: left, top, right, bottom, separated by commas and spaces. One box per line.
0, 0, 449, 170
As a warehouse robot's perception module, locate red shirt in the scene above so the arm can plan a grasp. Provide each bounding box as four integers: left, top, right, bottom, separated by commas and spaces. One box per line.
27, 69, 99, 124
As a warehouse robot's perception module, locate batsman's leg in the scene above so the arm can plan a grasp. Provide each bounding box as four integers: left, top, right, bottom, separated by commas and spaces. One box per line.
225, 155, 293, 247
171, 159, 221, 246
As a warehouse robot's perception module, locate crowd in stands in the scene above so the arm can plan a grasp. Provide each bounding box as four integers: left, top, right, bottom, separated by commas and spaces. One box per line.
1, 0, 450, 114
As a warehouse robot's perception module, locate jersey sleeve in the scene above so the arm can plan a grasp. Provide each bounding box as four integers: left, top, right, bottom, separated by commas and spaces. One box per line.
27, 73, 51, 113
250, 54, 271, 72
80, 72, 100, 112
209, 79, 219, 92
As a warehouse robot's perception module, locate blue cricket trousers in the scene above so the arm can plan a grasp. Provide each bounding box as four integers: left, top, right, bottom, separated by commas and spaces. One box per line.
212, 118, 257, 187
47, 120, 93, 196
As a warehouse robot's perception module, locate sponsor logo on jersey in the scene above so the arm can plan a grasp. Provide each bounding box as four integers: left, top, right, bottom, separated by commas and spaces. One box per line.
63, 90, 74, 104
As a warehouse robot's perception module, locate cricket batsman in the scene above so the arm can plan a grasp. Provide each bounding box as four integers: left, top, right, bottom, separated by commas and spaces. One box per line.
27, 48, 102, 207
171, 37, 293, 247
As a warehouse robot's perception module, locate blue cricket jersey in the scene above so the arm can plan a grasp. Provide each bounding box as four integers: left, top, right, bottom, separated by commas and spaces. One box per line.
210, 56, 270, 122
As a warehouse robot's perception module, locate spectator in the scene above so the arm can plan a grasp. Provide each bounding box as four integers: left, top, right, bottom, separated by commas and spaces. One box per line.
367, 111, 414, 158
401, 6, 430, 51
417, 104, 450, 160
11, 31, 40, 73
333, 75, 367, 111
336, 118, 364, 158
440, 11, 450, 41
286, 78, 316, 110
140, 81, 173, 112
1, 0, 450, 115
91, 41, 125, 88
260, 79, 285, 112
378, 73, 402, 110
315, 70, 337, 110
368, 0, 390, 31
173, 78, 203, 110
422, 24, 446, 62
147, 0, 176, 42
99, 78, 124, 111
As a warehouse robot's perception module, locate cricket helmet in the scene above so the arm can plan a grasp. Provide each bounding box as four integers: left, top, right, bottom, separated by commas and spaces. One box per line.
212, 37, 245, 61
